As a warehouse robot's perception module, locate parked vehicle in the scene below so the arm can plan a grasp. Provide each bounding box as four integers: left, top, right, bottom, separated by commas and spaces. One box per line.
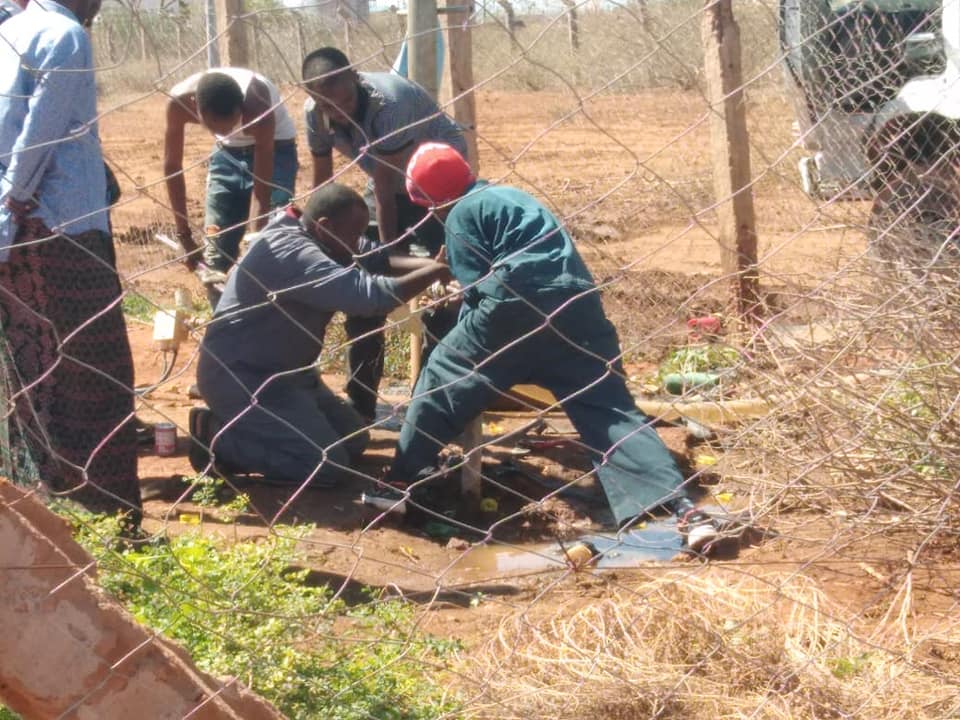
781, 0, 960, 268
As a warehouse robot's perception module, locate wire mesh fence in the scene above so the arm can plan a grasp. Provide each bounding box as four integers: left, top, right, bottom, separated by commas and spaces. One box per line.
2, 0, 960, 717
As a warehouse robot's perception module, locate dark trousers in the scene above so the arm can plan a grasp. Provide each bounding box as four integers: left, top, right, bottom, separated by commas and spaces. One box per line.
387, 291, 686, 528
203, 141, 298, 307
344, 194, 456, 421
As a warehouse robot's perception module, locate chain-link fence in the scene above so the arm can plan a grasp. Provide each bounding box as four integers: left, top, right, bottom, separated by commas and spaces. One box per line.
2, 0, 960, 717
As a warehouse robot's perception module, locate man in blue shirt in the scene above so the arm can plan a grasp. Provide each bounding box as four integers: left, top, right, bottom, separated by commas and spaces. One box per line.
301, 46, 467, 423
0, 0, 143, 527
193, 184, 449, 486
381, 143, 719, 553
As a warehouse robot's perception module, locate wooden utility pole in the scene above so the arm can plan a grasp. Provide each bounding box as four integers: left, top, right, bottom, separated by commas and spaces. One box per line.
440, 0, 479, 170
702, 0, 760, 321
215, 0, 249, 67
408, 0, 440, 99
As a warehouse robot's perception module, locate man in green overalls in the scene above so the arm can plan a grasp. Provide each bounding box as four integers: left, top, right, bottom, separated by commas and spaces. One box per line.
381, 143, 719, 553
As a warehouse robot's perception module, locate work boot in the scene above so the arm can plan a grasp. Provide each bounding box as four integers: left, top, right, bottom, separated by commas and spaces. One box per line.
664, 494, 720, 555
188, 406, 230, 476
362, 468, 459, 524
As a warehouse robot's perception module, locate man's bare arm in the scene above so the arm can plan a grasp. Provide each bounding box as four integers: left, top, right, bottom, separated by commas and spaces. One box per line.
163, 99, 198, 268
312, 153, 333, 191
391, 261, 451, 303
386, 255, 434, 274
245, 80, 278, 231
371, 150, 408, 248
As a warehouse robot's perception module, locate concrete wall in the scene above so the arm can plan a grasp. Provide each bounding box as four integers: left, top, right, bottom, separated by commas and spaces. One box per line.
0, 481, 285, 720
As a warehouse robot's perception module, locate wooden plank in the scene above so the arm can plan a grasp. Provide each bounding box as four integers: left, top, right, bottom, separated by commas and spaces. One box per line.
506, 384, 770, 425
460, 416, 483, 501
702, 0, 760, 321
406, 299, 424, 383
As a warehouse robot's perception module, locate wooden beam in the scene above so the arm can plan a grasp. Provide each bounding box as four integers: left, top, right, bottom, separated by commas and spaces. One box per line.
440, 0, 479, 171
459, 415, 483, 502
702, 0, 760, 321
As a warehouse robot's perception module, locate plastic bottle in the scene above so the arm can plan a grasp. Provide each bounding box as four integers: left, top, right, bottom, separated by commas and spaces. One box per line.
662, 372, 720, 395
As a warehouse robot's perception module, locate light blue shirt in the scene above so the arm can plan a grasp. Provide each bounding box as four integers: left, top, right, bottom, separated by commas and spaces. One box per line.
0, 1, 108, 258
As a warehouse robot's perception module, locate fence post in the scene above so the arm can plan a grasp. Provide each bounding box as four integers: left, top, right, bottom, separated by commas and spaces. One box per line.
295, 13, 305, 62
560, 0, 579, 50
440, 0, 479, 171
702, 0, 760, 321
139, 22, 148, 61
408, 0, 440, 99
175, 22, 184, 61
205, 0, 220, 67
215, 0, 249, 67
410, 0, 483, 503
496, 0, 520, 40
636, 0, 650, 33
405, 0, 439, 394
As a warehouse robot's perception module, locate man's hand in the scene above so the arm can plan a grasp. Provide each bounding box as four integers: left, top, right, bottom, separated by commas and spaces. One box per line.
176, 228, 201, 271
4, 196, 36, 219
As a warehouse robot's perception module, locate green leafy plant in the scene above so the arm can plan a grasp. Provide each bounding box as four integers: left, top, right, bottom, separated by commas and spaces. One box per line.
121, 292, 156, 324
657, 344, 741, 381
828, 653, 872, 680
70, 519, 459, 720
182, 473, 224, 507
383, 328, 412, 380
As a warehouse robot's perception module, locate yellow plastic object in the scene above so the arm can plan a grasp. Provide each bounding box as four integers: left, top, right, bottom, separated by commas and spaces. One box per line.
480, 497, 499, 513
565, 542, 596, 568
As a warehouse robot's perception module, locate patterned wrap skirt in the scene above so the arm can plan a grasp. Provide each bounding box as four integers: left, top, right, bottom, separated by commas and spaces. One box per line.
0, 218, 141, 522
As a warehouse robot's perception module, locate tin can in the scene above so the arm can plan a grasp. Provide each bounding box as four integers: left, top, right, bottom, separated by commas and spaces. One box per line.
154, 422, 177, 456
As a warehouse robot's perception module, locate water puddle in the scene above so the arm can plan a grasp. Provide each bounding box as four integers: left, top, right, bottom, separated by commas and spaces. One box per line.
454, 517, 684, 576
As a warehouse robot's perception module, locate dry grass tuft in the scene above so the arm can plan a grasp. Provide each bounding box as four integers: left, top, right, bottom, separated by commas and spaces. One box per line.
460, 570, 960, 719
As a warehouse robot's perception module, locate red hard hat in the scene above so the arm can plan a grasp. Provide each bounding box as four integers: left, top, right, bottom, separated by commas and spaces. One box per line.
405, 142, 475, 208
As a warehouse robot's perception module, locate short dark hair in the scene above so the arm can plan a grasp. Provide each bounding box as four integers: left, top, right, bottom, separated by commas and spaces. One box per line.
196, 72, 245, 118
302, 47, 352, 84
302, 183, 366, 225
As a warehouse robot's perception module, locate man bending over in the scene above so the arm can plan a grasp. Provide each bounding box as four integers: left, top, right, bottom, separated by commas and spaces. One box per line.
379, 143, 720, 553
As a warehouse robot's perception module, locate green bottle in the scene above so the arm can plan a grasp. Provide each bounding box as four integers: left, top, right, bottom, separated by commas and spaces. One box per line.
662, 372, 720, 396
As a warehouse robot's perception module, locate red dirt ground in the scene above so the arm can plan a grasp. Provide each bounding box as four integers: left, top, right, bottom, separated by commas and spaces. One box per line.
98, 87, 957, 652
